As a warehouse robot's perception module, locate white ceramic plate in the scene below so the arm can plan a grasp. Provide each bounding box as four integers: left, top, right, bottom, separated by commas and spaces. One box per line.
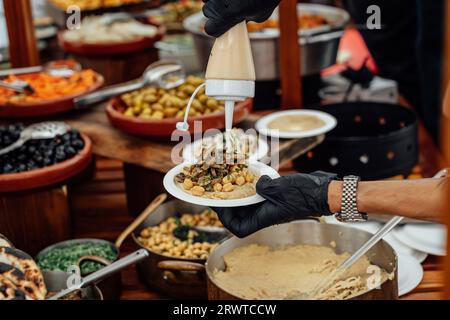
398, 254, 424, 296
322, 216, 428, 263
163, 161, 280, 207
255, 110, 337, 139
182, 136, 269, 163
392, 224, 447, 256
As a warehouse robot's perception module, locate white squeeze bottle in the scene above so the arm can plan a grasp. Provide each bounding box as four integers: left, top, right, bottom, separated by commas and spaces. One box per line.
176, 21, 256, 133
205, 21, 256, 131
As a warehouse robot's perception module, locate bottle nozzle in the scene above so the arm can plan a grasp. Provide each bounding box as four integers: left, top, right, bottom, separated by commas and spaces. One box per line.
225, 100, 235, 131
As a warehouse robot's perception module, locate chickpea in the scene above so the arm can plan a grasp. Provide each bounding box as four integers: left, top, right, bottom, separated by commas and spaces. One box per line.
191, 99, 202, 110
245, 172, 255, 183
198, 94, 208, 104
222, 175, 235, 184
176, 111, 184, 118
183, 178, 194, 190
144, 94, 158, 103
206, 99, 218, 109
140, 228, 151, 238
223, 183, 235, 192
124, 108, 134, 117
191, 186, 205, 196
164, 107, 178, 118
152, 103, 164, 111
188, 108, 196, 116
152, 111, 164, 119
177, 91, 188, 99
213, 183, 223, 192
183, 84, 196, 95
235, 176, 246, 186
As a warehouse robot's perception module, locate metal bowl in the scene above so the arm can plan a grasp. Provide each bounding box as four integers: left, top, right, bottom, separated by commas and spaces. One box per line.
206, 222, 398, 300
35, 238, 122, 300
183, 4, 350, 80
132, 200, 215, 299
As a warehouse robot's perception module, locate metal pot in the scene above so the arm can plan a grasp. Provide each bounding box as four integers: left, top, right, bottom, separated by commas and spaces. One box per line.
183, 4, 350, 80
35, 238, 122, 300
179, 221, 397, 300
132, 200, 213, 299
35, 193, 166, 300
206, 222, 398, 300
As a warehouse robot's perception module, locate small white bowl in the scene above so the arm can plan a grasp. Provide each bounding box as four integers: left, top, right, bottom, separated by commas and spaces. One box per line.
182, 136, 269, 163
163, 161, 280, 208
255, 109, 337, 139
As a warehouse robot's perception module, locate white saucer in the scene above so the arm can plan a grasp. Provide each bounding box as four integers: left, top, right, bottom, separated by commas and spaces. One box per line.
392, 224, 447, 256
322, 216, 428, 263
398, 254, 424, 296
255, 110, 337, 139
182, 136, 269, 163
163, 161, 280, 208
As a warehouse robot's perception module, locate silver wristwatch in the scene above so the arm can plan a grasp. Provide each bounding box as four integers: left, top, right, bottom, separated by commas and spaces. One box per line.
335, 175, 368, 222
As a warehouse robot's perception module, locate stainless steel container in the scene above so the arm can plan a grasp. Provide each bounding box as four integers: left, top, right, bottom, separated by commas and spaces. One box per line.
132, 200, 212, 299
206, 222, 398, 300
36, 238, 122, 300
183, 4, 350, 80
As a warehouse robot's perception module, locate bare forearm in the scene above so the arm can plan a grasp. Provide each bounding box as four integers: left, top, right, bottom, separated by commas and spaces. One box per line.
328, 178, 449, 222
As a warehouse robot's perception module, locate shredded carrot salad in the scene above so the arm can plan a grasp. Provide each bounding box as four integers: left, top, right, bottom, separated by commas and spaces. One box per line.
0, 70, 98, 105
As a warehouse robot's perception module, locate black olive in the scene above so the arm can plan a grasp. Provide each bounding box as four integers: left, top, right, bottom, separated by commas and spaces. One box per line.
55, 151, 66, 162
65, 146, 77, 156
34, 155, 44, 164
43, 158, 53, 166
44, 149, 53, 158
56, 145, 65, 154
62, 133, 71, 142
72, 139, 84, 150
27, 146, 37, 154
3, 136, 11, 146
17, 154, 27, 162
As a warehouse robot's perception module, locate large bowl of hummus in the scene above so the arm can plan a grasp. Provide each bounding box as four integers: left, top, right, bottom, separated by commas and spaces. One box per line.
205, 221, 398, 300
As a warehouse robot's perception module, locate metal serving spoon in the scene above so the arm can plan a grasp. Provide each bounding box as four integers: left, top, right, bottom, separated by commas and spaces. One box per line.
74, 60, 186, 108
0, 80, 35, 94
48, 249, 149, 300
0, 122, 70, 156
302, 168, 449, 300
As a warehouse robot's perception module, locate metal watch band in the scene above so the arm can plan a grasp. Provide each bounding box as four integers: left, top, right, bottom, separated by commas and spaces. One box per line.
336, 175, 368, 222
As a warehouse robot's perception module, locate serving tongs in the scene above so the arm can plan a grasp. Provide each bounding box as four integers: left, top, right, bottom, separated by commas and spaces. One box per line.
48, 249, 149, 300
299, 168, 449, 300
0, 80, 34, 94
74, 60, 186, 108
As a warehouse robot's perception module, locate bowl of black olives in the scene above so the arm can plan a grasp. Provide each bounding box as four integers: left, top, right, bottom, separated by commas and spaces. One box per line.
0, 123, 92, 192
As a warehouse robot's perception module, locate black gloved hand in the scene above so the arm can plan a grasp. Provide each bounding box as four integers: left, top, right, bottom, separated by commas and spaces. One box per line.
213, 171, 337, 238
202, 0, 281, 37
